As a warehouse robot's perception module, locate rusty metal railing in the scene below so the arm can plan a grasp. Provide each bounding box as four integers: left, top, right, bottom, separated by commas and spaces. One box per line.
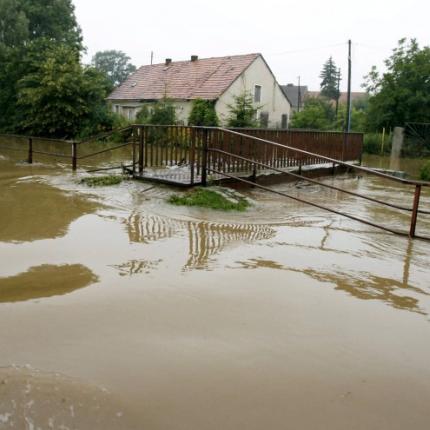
203, 128, 429, 240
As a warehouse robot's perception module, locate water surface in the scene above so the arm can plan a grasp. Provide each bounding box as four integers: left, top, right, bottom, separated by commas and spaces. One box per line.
1, 149, 430, 430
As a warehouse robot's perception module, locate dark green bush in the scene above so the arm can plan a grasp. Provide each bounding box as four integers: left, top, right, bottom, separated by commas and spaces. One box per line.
420, 161, 430, 181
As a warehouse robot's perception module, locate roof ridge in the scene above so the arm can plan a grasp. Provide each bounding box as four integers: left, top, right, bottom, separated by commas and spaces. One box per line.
146, 52, 260, 68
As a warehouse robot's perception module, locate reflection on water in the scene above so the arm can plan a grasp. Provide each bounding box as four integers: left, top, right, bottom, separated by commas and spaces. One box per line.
111, 259, 162, 276
304, 269, 427, 315
0, 180, 100, 243
125, 212, 275, 270
184, 221, 274, 270
0, 264, 98, 303
233, 256, 428, 316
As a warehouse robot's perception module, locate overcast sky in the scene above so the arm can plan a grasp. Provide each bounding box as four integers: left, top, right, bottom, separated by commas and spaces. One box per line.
73, 0, 429, 92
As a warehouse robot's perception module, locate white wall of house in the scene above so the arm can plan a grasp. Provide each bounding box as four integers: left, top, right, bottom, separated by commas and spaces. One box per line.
215, 56, 291, 128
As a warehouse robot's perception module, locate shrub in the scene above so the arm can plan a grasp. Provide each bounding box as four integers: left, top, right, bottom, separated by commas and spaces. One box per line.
420, 161, 430, 181
227, 92, 259, 128
135, 99, 176, 125
188, 99, 219, 126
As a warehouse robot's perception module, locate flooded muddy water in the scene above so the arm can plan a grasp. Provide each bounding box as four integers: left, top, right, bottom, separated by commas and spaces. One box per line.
1, 149, 430, 429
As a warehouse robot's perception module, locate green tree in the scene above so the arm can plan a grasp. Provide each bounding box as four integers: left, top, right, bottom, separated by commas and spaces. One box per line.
15, 42, 111, 138
0, 0, 29, 50
0, 0, 84, 133
320, 57, 341, 101
363, 38, 430, 130
188, 99, 219, 126
20, 0, 82, 49
227, 92, 259, 127
290, 97, 335, 130
334, 97, 369, 132
92, 50, 136, 88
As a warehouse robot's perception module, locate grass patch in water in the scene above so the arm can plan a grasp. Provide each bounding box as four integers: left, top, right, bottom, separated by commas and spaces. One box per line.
80, 175, 123, 187
168, 188, 249, 211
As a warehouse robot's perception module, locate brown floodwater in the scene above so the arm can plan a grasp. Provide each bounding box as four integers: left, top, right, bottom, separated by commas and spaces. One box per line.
1, 148, 430, 430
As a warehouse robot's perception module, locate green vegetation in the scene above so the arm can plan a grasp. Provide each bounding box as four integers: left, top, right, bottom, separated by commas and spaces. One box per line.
319, 57, 341, 101
363, 38, 430, 131
168, 188, 249, 211
227, 92, 259, 128
188, 99, 219, 126
363, 133, 392, 155
136, 98, 177, 125
419, 161, 430, 181
92, 50, 136, 88
15, 42, 112, 138
80, 175, 123, 187
290, 97, 335, 130
0, 0, 125, 138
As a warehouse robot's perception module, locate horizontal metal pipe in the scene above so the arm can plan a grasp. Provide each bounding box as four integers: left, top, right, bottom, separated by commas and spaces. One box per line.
78, 142, 132, 160
32, 150, 70, 158
207, 167, 430, 240
0, 133, 73, 144
209, 148, 430, 215
0, 146, 28, 152
77, 126, 134, 145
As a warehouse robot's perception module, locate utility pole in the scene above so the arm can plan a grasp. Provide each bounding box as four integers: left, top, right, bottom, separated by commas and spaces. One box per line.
335, 67, 341, 121
150, 51, 154, 65
297, 76, 301, 113
345, 40, 352, 132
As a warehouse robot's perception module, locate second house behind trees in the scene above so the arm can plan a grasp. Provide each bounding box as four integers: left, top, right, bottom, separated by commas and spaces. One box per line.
108, 53, 292, 128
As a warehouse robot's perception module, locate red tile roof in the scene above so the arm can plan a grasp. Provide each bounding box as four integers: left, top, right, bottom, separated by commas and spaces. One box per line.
108, 53, 260, 101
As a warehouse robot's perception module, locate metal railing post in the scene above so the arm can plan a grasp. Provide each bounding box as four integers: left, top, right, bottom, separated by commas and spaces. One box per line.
139, 126, 144, 174
72, 141, 77, 171
28, 137, 33, 164
190, 128, 196, 185
132, 127, 137, 175
201, 128, 208, 186
409, 184, 422, 237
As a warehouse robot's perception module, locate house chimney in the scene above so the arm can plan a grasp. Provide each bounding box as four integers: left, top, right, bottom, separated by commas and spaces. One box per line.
191, 55, 198, 62
165, 58, 172, 66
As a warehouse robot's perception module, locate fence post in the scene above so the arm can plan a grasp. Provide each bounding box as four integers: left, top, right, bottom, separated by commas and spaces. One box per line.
409, 184, 421, 238
132, 127, 137, 175
139, 126, 144, 174
201, 128, 208, 186
342, 132, 348, 161
72, 141, 77, 171
190, 128, 195, 185
28, 137, 33, 164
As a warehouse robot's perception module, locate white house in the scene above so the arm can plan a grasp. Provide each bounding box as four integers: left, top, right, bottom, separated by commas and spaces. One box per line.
107, 53, 292, 128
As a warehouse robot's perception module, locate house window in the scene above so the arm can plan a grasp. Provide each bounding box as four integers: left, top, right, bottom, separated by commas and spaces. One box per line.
115, 105, 119, 114
254, 85, 262, 103
259, 111, 269, 128
281, 114, 288, 129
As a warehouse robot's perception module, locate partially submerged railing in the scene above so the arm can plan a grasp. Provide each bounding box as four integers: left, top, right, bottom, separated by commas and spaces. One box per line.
1, 126, 429, 239
0, 128, 135, 171
203, 128, 429, 240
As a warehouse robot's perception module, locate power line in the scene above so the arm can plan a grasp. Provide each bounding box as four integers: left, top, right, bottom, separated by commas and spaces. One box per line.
267, 42, 347, 57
